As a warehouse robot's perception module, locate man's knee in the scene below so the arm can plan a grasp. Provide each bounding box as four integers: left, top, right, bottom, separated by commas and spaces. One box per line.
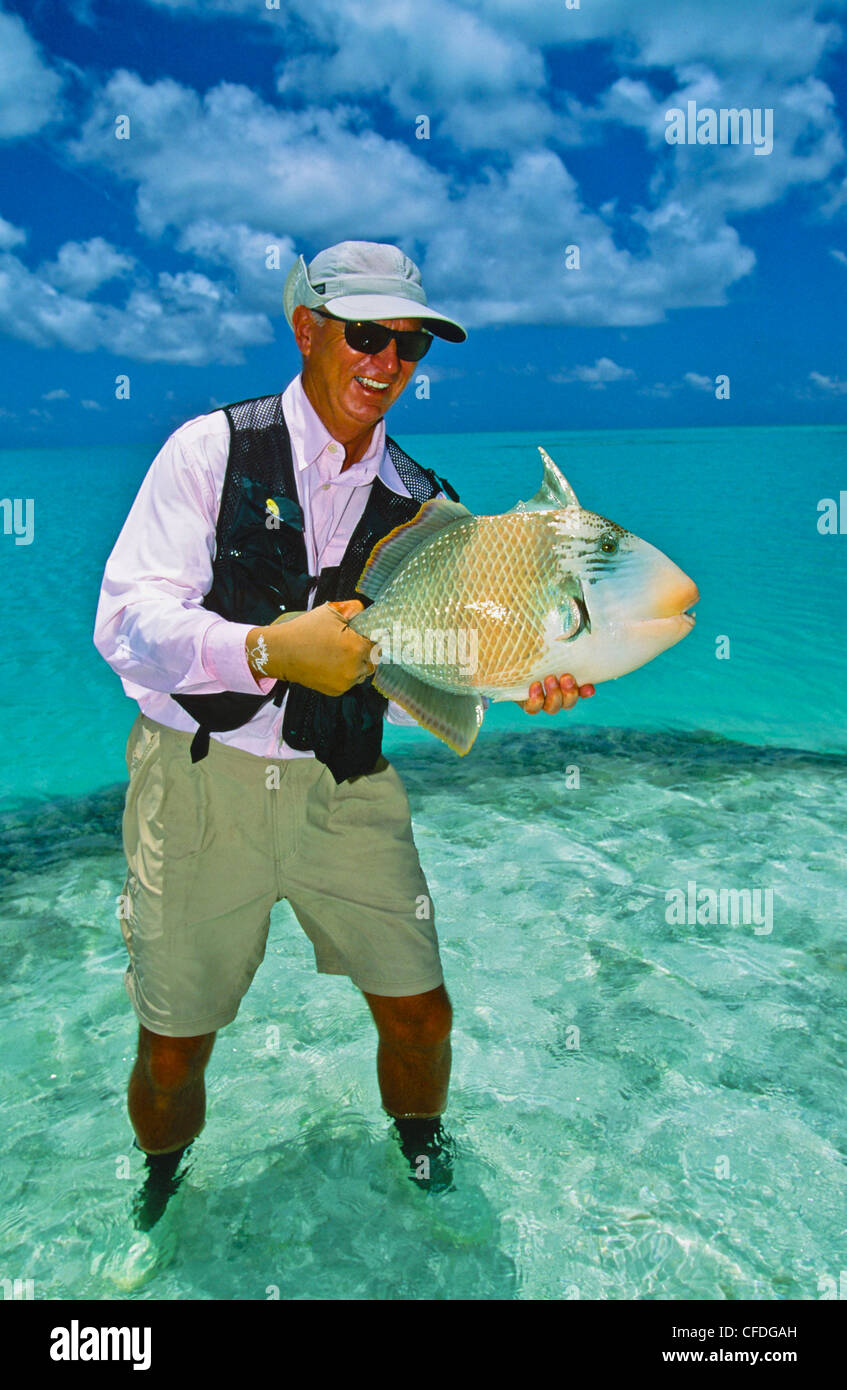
137, 1024, 216, 1092
365, 984, 452, 1051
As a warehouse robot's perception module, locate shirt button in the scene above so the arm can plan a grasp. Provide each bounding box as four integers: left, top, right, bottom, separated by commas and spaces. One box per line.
322, 483, 330, 490
328, 443, 339, 454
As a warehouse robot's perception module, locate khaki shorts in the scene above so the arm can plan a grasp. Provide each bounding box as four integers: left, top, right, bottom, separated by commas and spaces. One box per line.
119, 714, 442, 1037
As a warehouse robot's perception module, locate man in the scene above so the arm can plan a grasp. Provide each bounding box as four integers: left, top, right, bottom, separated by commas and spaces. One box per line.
94, 241, 594, 1226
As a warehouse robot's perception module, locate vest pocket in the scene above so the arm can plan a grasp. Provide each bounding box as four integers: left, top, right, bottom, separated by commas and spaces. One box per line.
223, 477, 309, 623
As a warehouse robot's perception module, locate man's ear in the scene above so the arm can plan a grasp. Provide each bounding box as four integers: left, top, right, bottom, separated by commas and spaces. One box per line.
292, 304, 317, 356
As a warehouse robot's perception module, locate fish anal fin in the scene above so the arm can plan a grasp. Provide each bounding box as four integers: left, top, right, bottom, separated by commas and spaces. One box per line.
374, 662, 485, 755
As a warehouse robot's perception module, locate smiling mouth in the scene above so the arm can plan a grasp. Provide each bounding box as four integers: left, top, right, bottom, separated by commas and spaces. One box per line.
355, 375, 391, 391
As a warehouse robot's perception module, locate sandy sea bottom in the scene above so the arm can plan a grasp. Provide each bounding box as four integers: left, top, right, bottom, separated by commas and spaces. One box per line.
1, 727, 844, 1301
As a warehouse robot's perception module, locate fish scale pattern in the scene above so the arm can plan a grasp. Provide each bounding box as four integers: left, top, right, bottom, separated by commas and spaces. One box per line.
366, 512, 562, 692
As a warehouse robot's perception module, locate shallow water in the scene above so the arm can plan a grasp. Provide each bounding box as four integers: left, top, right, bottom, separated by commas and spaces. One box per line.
1, 728, 844, 1300
1, 424, 844, 1298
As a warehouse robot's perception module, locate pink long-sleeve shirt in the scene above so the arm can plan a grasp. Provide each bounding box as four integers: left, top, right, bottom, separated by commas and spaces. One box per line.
93, 374, 422, 759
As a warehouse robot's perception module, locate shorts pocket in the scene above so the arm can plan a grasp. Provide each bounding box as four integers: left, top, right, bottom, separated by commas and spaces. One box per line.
159, 748, 214, 862
125, 716, 159, 779
330, 757, 411, 833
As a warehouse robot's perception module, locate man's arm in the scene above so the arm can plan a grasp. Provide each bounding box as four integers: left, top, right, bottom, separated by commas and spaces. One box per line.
95, 419, 376, 702
244, 601, 375, 695
93, 417, 280, 699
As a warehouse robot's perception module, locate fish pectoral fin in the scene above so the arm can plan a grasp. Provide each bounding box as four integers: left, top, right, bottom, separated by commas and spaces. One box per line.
357, 498, 472, 601
373, 662, 485, 755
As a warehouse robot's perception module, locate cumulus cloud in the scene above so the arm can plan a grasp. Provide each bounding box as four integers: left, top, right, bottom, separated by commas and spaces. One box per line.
0, 8, 64, 139
0, 215, 26, 251
42, 388, 70, 400
66, 6, 832, 342
809, 371, 847, 394
0, 235, 273, 364
68, 75, 449, 243
176, 220, 297, 312
1, 0, 842, 364
68, 66, 759, 332
43, 237, 136, 297
684, 372, 714, 391
551, 357, 637, 389
421, 151, 756, 328
639, 382, 679, 398
830, 249, 847, 267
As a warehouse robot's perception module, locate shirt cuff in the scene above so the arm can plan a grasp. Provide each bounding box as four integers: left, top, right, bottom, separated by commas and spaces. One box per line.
203, 618, 277, 695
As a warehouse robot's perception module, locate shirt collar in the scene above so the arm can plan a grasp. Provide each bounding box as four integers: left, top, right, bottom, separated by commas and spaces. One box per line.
282, 373, 386, 483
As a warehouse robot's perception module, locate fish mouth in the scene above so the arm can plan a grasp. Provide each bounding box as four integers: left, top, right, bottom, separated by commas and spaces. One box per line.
634, 610, 696, 639
645, 577, 698, 630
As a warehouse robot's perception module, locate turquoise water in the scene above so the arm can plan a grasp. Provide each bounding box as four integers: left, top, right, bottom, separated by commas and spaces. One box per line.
1, 426, 845, 1298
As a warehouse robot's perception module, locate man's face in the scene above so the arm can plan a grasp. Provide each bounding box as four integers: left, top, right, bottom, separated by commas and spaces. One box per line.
293, 305, 422, 439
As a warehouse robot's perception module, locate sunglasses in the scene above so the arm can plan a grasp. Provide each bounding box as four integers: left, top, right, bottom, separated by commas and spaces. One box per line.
313, 309, 433, 362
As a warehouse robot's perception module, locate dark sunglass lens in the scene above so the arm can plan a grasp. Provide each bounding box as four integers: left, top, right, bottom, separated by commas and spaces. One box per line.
398, 332, 432, 362
344, 322, 391, 354
341, 321, 433, 362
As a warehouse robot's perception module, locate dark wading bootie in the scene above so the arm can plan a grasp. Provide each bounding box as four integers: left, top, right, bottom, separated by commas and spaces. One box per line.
131, 1139, 194, 1231
391, 1117, 457, 1194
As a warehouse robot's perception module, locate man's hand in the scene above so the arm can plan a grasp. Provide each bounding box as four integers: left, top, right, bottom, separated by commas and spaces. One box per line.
245, 600, 377, 696
519, 673, 595, 715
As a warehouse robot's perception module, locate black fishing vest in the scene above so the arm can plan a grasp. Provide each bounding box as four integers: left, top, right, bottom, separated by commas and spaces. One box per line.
172, 391, 459, 782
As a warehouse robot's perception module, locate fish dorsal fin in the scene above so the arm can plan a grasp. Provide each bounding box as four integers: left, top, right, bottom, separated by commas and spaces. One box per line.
356, 497, 472, 601
513, 446, 580, 513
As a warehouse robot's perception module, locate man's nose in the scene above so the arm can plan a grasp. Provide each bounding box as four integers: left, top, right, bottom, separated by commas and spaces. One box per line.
367, 337, 400, 374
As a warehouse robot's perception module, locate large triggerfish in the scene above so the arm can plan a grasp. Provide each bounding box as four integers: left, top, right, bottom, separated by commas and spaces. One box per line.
349, 447, 699, 754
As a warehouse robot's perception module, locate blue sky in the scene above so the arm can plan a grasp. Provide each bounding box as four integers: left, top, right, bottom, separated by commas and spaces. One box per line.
1, 0, 846, 446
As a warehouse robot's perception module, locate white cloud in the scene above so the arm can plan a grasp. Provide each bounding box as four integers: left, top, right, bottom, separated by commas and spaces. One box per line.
639, 382, 679, 398
69, 75, 449, 243
809, 371, 847, 395
684, 372, 714, 391
0, 9, 64, 140
0, 215, 26, 251
830, 249, 847, 267
61, 69, 762, 335
81, 398, 104, 410
43, 237, 135, 297
421, 151, 755, 328
176, 221, 297, 312
2, 0, 841, 363
0, 236, 273, 365
42, 388, 70, 400
551, 357, 636, 389
63, 35, 782, 340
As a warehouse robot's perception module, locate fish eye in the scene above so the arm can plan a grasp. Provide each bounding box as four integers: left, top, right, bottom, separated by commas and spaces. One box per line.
599, 532, 619, 555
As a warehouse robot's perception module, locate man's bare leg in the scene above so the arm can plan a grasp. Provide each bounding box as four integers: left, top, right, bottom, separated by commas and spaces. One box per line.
362, 983, 452, 1116
362, 984, 456, 1190
128, 1025, 216, 1230
129, 1024, 217, 1154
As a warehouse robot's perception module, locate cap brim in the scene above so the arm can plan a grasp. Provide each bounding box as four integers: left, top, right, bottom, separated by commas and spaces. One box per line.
324, 293, 466, 342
